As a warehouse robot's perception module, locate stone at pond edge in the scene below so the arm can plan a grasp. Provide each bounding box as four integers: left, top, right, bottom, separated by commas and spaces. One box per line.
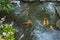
55, 6, 60, 16
56, 19, 60, 29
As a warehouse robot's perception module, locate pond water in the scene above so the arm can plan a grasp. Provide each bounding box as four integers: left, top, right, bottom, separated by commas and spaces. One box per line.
0, 2, 60, 40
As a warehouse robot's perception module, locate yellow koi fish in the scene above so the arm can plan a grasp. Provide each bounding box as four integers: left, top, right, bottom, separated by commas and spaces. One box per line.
23, 10, 29, 16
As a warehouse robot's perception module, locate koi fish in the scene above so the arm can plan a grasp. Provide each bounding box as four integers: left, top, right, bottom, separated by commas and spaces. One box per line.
43, 18, 49, 25
50, 25, 56, 32
24, 20, 32, 27
23, 10, 29, 16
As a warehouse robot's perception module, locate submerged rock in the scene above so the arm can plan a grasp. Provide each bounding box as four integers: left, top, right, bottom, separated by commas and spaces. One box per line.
56, 19, 60, 29
55, 6, 60, 16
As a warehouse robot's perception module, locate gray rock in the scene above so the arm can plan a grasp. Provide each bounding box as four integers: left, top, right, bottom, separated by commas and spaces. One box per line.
56, 19, 60, 28
55, 6, 60, 16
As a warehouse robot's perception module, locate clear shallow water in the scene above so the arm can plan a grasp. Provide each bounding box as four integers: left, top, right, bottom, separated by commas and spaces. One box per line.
13, 2, 60, 40
0, 2, 60, 40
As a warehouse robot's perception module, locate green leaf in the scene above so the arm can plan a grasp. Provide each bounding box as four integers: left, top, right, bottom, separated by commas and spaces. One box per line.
1, 0, 5, 3
0, 0, 15, 13
4, 6, 9, 13
7, 4, 11, 9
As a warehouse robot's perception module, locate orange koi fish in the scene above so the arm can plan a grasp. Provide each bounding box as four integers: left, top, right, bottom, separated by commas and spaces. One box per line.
43, 18, 49, 25
25, 20, 32, 27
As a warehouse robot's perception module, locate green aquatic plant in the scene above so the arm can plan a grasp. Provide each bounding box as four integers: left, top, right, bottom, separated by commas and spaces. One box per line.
0, 16, 17, 40
0, 24, 17, 40
0, 0, 15, 13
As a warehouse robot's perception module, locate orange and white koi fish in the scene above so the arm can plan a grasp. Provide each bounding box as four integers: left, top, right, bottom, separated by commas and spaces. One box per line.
50, 25, 56, 32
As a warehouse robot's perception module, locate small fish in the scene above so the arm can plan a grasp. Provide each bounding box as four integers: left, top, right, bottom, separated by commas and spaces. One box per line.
43, 18, 49, 25
50, 25, 56, 32
23, 10, 29, 16
25, 20, 32, 27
